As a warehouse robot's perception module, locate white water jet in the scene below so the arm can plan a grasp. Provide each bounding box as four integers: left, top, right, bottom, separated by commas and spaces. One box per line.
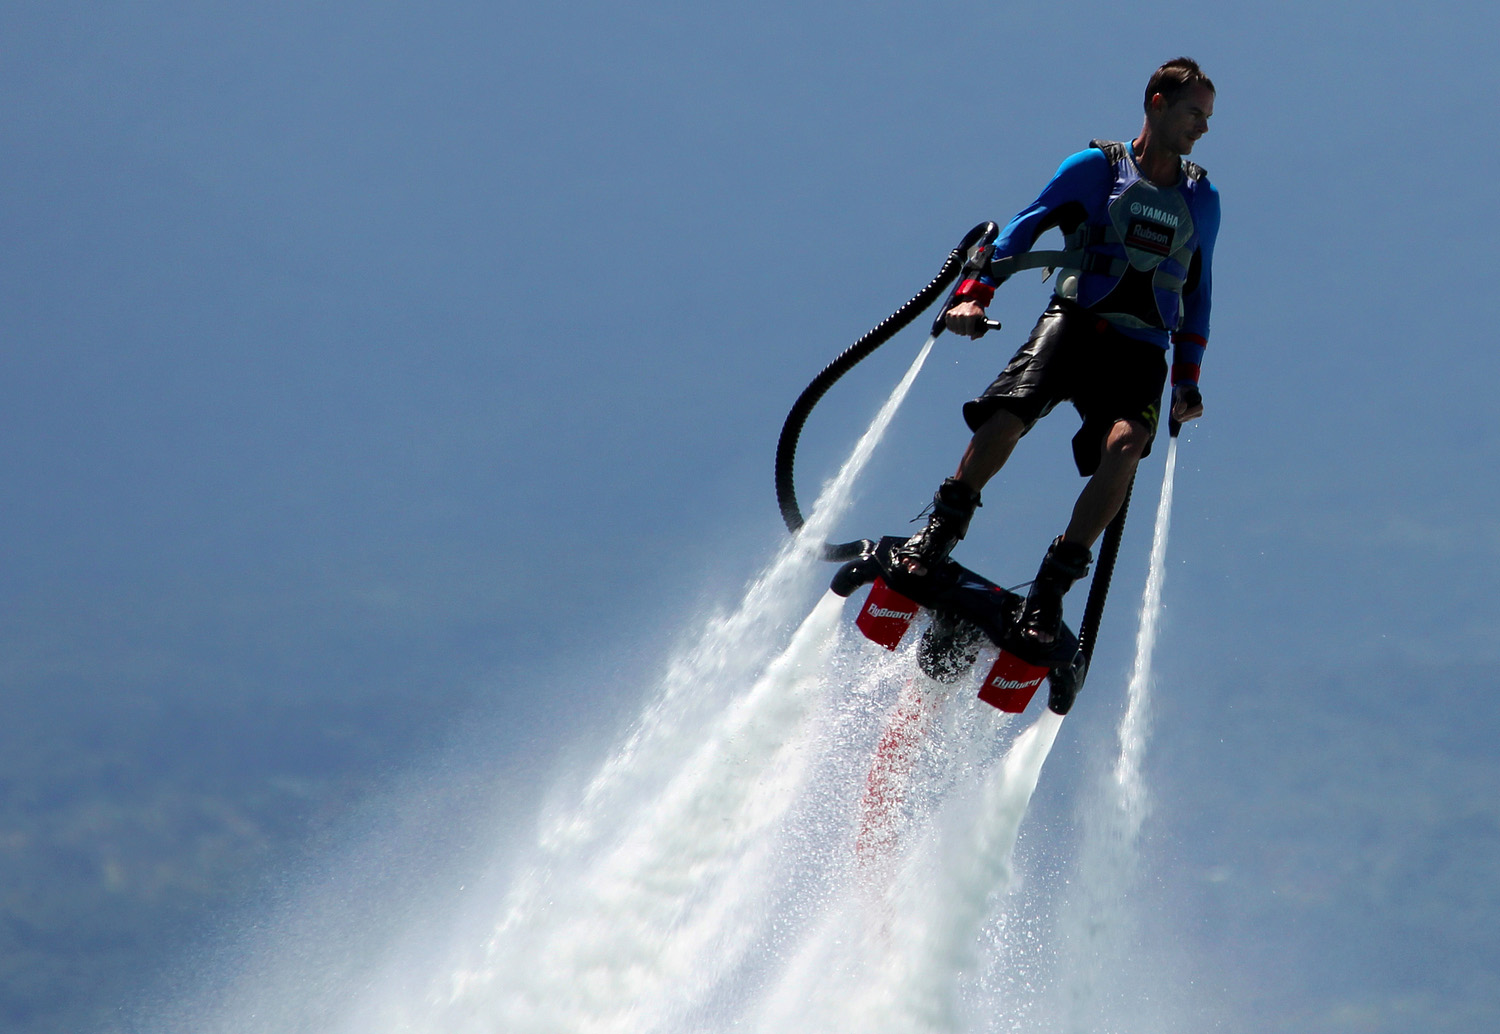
408, 339, 941, 1034
157, 339, 1205, 1034
1052, 434, 1180, 1032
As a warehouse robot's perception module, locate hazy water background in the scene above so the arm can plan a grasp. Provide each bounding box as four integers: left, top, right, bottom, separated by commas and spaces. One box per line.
4, 3, 1499, 1031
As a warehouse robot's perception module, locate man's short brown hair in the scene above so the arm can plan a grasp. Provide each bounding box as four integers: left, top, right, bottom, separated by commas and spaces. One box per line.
1144, 58, 1215, 112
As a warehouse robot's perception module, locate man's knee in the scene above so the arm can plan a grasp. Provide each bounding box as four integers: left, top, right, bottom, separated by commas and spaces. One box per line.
1104, 419, 1150, 461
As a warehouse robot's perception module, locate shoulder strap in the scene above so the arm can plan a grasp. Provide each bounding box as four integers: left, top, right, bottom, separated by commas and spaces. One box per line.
1093, 138, 1207, 182
986, 141, 1126, 280
1090, 139, 1129, 163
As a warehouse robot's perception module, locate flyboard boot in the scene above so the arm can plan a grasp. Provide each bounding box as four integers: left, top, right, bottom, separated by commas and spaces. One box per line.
1018, 536, 1093, 645
895, 477, 981, 574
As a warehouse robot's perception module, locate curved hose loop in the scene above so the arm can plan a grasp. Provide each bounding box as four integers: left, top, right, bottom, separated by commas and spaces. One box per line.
776, 222, 999, 559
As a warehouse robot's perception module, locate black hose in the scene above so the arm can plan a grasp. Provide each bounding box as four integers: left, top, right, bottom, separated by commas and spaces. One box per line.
775, 222, 998, 557
1076, 475, 1132, 665
1073, 417, 1182, 662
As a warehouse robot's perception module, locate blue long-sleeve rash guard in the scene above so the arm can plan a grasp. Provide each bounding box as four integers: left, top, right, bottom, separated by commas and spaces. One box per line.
980, 145, 1220, 386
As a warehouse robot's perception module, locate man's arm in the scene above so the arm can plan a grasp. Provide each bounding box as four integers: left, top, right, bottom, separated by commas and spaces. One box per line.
1170, 181, 1221, 423
946, 149, 1114, 338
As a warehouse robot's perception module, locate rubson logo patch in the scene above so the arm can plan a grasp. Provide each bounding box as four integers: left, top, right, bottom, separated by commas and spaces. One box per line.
1125, 217, 1173, 257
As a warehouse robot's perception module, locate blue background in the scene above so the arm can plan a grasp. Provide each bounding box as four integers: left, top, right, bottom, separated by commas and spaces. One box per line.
3, 2, 1497, 1031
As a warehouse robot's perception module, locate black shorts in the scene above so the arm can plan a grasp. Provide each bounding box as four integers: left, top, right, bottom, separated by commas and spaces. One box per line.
961, 298, 1169, 476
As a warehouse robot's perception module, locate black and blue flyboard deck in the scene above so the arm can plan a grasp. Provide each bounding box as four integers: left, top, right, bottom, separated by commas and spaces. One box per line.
826, 536, 1085, 714
775, 222, 1135, 718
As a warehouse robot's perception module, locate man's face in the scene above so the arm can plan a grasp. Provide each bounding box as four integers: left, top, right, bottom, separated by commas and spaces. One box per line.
1152, 83, 1214, 155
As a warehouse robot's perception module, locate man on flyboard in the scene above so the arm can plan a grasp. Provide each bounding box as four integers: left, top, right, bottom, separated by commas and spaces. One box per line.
898, 57, 1220, 648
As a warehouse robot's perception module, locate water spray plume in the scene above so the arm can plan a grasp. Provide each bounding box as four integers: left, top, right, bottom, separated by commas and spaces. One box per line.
162, 344, 1192, 1034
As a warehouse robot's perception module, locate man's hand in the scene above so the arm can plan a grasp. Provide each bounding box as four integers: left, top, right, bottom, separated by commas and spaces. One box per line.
944, 300, 991, 338
1171, 383, 1204, 424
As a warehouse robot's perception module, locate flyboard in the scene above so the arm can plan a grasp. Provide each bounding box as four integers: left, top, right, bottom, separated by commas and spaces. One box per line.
776, 223, 1178, 716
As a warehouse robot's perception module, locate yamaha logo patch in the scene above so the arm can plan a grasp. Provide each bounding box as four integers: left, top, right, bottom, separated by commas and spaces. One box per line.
1127, 200, 1181, 227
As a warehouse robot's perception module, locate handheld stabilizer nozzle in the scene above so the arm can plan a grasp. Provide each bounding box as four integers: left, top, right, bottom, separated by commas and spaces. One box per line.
929, 221, 1002, 337
1168, 383, 1200, 438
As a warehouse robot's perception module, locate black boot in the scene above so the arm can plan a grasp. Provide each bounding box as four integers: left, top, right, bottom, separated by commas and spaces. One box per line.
1018, 536, 1093, 644
896, 478, 981, 574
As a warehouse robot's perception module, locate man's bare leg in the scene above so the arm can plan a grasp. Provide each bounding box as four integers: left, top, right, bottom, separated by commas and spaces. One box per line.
901, 408, 1028, 574
1061, 418, 1149, 549
953, 408, 1028, 492
1020, 418, 1149, 643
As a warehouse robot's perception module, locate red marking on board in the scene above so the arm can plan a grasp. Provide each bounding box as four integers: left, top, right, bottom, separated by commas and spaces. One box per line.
977, 650, 1049, 713
855, 578, 919, 650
